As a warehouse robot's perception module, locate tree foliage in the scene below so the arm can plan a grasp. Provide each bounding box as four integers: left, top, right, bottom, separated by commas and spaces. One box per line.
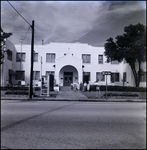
104, 23, 146, 87
1, 27, 12, 64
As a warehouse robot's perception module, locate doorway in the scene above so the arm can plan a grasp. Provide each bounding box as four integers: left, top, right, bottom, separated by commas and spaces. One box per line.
83, 72, 90, 84
64, 72, 73, 86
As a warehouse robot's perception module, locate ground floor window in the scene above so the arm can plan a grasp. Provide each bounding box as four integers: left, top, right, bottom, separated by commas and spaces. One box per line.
46, 71, 55, 90
33, 71, 40, 80
123, 72, 127, 82
140, 72, 146, 82
46, 71, 55, 76
15, 70, 25, 80
96, 72, 105, 81
83, 72, 90, 83
111, 73, 119, 82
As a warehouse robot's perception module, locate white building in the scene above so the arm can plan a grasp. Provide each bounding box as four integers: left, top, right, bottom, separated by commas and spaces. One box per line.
1, 40, 146, 88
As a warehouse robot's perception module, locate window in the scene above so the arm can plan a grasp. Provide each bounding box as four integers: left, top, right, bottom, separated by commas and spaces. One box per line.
7, 49, 12, 61
33, 53, 38, 62
83, 72, 90, 83
111, 73, 119, 82
46, 71, 55, 90
15, 71, 25, 80
16, 53, 26, 62
82, 54, 91, 63
98, 55, 103, 64
123, 72, 127, 82
33, 71, 40, 80
111, 60, 119, 64
96, 72, 105, 81
46, 53, 55, 62
140, 72, 146, 82
46, 71, 55, 76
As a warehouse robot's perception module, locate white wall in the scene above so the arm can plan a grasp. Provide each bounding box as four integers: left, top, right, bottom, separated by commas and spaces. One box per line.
1, 40, 16, 86
2, 41, 146, 87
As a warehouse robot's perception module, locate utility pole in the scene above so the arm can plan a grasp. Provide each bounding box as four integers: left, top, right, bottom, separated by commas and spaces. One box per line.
29, 20, 34, 99
20, 39, 23, 70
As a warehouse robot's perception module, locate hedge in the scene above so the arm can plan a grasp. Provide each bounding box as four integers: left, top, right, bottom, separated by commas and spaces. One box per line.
1, 86, 54, 91
5, 90, 29, 95
103, 93, 139, 97
89, 85, 146, 92
1, 86, 29, 90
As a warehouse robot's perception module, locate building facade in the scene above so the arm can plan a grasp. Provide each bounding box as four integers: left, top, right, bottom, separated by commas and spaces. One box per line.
1, 40, 146, 87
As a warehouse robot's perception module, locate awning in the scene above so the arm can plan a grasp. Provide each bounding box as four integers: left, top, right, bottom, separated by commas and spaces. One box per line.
9, 69, 15, 75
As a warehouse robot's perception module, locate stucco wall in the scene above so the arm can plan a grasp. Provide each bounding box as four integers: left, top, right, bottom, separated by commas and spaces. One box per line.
1, 41, 146, 87
1, 40, 16, 86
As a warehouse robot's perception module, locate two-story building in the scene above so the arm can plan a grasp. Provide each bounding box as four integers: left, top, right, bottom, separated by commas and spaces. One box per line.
1, 40, 146, 88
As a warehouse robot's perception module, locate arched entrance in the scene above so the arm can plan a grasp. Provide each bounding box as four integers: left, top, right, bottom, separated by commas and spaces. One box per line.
59, 65, 78, 86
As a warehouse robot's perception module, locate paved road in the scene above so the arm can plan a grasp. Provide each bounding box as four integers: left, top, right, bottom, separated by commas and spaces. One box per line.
1, 100, 146, 149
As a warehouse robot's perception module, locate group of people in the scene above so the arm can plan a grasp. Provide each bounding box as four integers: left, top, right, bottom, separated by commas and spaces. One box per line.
83, 81, 90, 92
71, 79, 100, 92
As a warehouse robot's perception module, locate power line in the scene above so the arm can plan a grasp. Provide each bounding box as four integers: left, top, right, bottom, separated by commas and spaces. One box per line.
7, 1, 32, 27
22, 26, 31, 44
34, 31, 42, 58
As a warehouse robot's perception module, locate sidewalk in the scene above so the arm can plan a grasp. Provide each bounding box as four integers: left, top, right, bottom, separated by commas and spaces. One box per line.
1, 90, 146, 102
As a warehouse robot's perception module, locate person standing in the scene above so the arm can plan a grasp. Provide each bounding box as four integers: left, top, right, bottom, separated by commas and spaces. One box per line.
87, 81, 90, 92
83, 81, 87, 92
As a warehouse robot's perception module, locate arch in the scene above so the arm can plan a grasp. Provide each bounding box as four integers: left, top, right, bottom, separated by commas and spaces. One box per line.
59, 65, 78, 86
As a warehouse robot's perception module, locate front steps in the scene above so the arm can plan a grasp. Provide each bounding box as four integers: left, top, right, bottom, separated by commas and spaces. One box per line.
60, 86, 71, 91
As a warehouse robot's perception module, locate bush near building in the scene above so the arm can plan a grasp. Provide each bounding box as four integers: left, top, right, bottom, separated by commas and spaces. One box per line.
103, 93, 139, 97
89, 85, 146, 92
1, 85, 146, 92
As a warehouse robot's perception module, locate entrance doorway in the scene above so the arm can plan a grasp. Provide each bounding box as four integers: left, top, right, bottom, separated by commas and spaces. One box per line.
64, 72, 73, 86
83, 72, 90, 84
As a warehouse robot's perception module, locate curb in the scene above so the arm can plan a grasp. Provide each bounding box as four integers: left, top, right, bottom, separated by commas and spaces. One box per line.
1, 97, 146, 102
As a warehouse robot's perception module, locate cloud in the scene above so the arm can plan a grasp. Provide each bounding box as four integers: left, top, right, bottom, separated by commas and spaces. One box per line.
1, 1, 146, 46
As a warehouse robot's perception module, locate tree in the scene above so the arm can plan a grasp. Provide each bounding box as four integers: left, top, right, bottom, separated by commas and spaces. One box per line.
104, 23, 146, 87
1, 27, 12, 64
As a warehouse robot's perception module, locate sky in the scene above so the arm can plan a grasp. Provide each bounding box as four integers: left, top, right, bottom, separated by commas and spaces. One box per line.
1, 1, 146, 47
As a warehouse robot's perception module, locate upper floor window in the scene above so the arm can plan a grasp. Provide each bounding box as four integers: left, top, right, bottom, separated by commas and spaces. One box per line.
15, 70, 25, 80
96, 72, 105, 81
33, 71, 40, 80
140, 72, 146, 82
111, 73, 119, 82
33, 53, 38, 62
7, 49, 12, 61
16, 52, 26, 62
111, 60, 119, 64
98, 55, 103, 64
46, 53, 55, 63
82, 54, 91, 63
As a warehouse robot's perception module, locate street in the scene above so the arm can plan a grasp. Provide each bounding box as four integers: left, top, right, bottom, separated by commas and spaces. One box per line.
1, 100, 146, 149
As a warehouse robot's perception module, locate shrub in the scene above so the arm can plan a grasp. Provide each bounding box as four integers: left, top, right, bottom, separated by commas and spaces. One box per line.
5, 90, 28, 95
88, 85, 146, 92
103, 93, 139, 97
